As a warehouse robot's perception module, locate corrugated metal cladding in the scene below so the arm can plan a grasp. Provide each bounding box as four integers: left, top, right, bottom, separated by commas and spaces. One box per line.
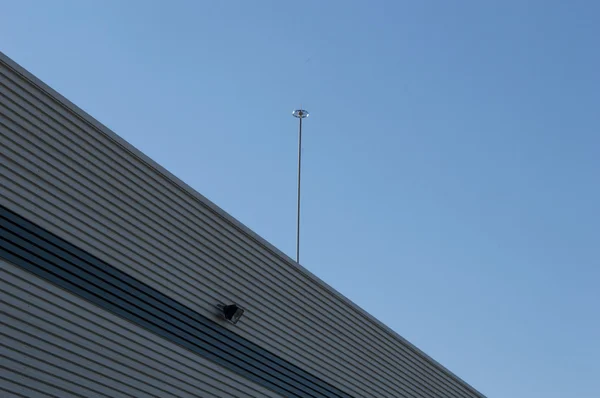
1, 259, 284, 398
0, 50, 486, 398
0, 204, 349, 398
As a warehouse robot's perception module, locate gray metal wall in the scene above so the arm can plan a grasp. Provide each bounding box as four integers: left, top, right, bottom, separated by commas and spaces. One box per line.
1, 258, 283, 398
0, 51, 485, 398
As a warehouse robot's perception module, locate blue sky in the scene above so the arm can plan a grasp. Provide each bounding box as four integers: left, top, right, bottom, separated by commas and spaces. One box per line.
2, 1, 599, 396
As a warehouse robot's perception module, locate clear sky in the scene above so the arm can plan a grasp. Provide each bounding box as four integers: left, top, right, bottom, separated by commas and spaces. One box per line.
2, 1, 599, 397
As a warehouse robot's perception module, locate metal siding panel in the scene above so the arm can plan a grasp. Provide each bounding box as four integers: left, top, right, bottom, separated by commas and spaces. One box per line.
1, 357, 116, 398
0, 259, 285, 398
1, 368, 90, 398
0, 206, 350, 398
0, 51, 485, 398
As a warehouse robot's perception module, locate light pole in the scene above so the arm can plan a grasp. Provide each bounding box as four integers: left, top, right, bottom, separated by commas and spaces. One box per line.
292, 109, 309, 263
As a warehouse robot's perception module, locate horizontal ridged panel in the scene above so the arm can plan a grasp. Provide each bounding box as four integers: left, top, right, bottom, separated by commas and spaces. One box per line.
0, 204, 349, 398
0, 51, 484, 398
1, 259, 284, 398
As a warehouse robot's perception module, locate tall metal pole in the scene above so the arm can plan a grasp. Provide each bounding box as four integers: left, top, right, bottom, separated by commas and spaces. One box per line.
296, 116, 302, 263
292, 109, 309, 263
